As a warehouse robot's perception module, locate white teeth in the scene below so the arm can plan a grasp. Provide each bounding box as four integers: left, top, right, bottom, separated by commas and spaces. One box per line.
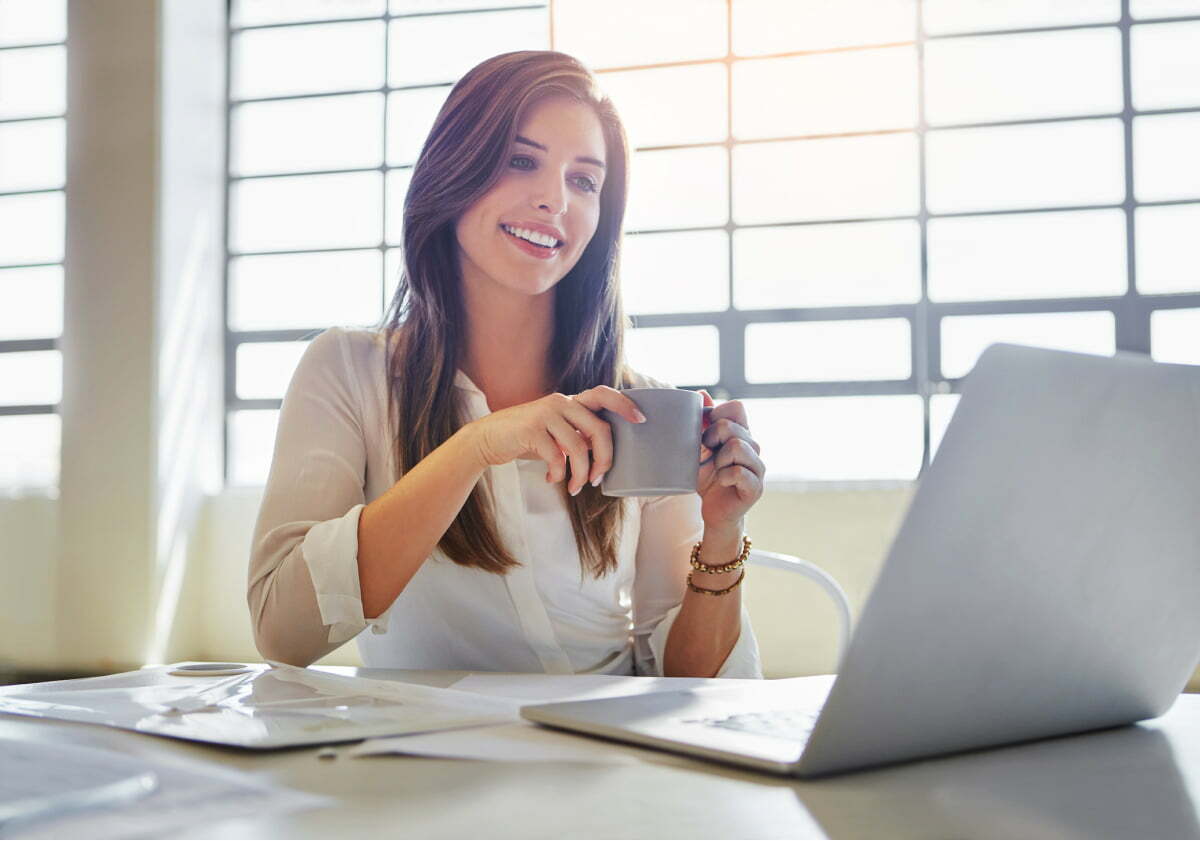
503, 225, 560, 248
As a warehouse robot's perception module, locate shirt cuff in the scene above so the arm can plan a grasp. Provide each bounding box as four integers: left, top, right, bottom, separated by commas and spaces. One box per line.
640, 602, 764, 679
300, 502, 391, 644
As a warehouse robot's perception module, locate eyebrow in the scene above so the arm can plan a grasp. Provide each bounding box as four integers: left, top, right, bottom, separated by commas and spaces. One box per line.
515, 135, 606, 170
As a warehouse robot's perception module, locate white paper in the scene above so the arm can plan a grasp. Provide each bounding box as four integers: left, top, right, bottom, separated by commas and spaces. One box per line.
448, 671, 771, 704
0, 738, 325, 839
349, 721, 641, 764
0, 664, 520, 750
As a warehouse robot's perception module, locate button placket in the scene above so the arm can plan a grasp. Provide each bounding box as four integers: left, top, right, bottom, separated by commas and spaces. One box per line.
491, 460, 574, 674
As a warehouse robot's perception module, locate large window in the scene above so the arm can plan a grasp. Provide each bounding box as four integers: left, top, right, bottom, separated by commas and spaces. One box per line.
225, 0, 1200, 487
0, 0, 66, 494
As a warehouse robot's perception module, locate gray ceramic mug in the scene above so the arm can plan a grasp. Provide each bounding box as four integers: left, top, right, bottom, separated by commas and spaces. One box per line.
599, 388, 707, 497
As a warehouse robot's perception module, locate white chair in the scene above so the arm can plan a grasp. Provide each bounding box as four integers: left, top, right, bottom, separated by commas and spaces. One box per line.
746, 549, 854, 668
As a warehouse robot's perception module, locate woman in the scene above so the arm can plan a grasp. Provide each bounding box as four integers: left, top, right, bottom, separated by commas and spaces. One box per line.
247, 50, 767, 678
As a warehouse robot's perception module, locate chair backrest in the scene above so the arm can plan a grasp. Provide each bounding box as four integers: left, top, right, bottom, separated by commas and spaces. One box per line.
746, 549, 853, 667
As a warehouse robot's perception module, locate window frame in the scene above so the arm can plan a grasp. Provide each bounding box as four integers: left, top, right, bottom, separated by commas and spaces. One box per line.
220, 0, 1200, 486
0, 29, 68, 449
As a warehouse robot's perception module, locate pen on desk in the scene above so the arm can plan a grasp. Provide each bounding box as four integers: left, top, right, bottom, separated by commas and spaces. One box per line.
0, 771, 158, 832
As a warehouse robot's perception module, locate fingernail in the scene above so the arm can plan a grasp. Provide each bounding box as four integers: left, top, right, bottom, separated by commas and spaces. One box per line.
635, 411, 647, 423
570, 485, 581, 496
591, 473, 604, 487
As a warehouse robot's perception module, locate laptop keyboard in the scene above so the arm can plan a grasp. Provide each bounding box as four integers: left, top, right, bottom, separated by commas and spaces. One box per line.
686, 709, 819, 743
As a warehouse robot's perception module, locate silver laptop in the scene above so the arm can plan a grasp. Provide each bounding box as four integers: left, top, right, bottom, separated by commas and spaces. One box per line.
522, 343, 1200, 777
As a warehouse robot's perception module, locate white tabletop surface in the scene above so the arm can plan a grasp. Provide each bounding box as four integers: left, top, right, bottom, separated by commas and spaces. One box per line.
3, 668, 1199, 839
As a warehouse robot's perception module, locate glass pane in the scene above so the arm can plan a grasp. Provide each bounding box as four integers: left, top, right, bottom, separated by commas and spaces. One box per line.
926, 119, 1124, 214
1136, 203, 1200, 294
0, 413, 59, 491
232, 93, 383, 176
389, 9, 547, 87
232, 21, 384, 100
740, 395, 923, 481
733, 46, 917, 139
1132, 21, 1200, 110
928, 209, 1128, 302
230, 250, 382, 331
393, 0, 542, 10
0, 46, 65, 119
599, 64, 726, 149
745, 319, 911, 383
625, 146, 728, 231
0, 265, 62, 339
229, 409, 280, 486
555, 0, 725, 69
1134, 113, 1200, 202
237, 341, 310, 400
621, 230, 729, 315
231, 171, 382, 253
0, 118, 64, 192
625, 325, 719, 386
733, 133, 919, 225
1131, 0, 1200, 18
734, 220, 921, 309
386, 87, 451, 167
0, 192, 63, 265
923, 0, 1119, 35
929, 393, 960, 462
940, 311, 1115, 380
0, 0, 66, 46
1151, 308, 1200, 365
925, 28, 1122, 127
733, 0, 916, 56
0, 350, 61, 406
385, 168, 414, 246
232, 0, 384, 27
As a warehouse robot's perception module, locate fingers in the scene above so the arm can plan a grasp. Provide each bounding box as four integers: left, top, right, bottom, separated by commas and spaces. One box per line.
530, 428, 566, 483
545, 413, 593, 495
712, 436, 765, 483
707, 398, 749, 430
717, 464, 763, 500
570, 385, 646, 426
702, 417, 761, 455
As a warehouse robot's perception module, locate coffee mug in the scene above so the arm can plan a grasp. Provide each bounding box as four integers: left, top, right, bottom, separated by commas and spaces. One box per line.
599, 388, 709, 497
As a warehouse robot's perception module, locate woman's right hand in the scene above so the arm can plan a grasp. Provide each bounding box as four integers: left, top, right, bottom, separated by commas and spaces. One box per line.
465, 387, 647, 496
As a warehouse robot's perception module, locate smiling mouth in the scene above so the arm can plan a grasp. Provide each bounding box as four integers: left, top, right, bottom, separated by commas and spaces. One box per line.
499, 225, 563, 251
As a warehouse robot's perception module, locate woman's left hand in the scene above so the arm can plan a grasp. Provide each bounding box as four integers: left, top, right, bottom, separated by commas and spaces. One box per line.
696, 391, 765, 531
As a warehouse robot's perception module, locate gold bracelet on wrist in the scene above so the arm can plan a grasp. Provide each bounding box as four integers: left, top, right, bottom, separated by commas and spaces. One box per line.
689, 535, 752, 574
687, 569, 746, 596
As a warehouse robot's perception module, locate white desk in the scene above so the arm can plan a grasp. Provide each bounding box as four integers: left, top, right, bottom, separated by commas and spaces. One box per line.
3, 668, 1199, 839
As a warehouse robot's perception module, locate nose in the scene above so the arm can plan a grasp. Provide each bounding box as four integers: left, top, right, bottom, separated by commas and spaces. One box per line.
531, 169, 568, 216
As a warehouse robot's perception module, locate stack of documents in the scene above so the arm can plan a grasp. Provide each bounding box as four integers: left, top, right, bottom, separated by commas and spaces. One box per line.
0, 662, 519, 749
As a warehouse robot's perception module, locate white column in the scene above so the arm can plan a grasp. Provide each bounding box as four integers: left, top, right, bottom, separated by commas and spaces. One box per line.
57, 0, 225, 670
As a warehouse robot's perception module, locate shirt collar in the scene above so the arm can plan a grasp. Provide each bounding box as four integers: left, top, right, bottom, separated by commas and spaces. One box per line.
453, 368, 485, 397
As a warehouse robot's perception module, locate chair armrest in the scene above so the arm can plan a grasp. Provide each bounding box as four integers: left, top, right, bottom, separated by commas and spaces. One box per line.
746, 549, 854, 667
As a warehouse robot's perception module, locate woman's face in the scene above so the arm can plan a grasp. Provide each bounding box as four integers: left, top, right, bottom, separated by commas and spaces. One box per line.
455, 96, 607, 299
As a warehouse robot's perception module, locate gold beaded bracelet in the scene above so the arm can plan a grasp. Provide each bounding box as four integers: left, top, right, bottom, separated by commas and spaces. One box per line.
687, 569, 746, 596
689, 535, 752, 574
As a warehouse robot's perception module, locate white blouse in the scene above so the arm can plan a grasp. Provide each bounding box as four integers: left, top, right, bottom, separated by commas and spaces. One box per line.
247, 326, 762, 678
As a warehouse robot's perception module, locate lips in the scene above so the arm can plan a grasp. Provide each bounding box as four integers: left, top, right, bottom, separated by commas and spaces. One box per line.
500, 225, 562, 260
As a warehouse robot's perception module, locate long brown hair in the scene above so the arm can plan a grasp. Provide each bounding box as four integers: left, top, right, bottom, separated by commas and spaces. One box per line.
379, 51, 633, 577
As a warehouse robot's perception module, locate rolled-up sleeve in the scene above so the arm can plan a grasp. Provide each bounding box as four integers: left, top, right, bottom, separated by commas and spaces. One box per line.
246, 327, 385, 666
630, 492, 763, 678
